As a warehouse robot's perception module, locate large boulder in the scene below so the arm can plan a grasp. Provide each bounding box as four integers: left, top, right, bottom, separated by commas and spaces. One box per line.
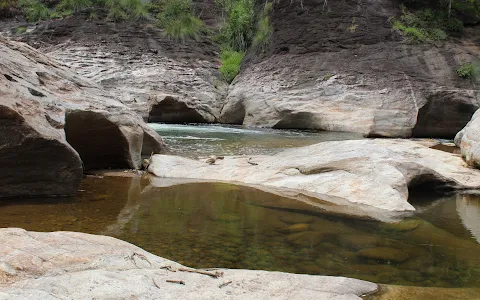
0, 228, 378, 299
0, 36, 166, 198
220, 0, 480, 137
455, 109, 480, 168
148, 139, 480, 222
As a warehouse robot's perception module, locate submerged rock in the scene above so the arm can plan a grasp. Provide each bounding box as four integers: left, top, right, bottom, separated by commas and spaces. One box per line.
279, 214, 315, 224
0, 228, 377, 299
148, 139, 480, 221
357, 247, 410, 263
0, 37, 166, 198
285, 231, 324, 247
279, 223, 310, 233
381, 219, 420, 232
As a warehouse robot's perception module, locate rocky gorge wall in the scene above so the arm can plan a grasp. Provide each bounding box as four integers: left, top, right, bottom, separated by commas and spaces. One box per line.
0, 36, 166, 198
2, 0, 479, 139
221, 0, 480, 138
0, 8, 227, 123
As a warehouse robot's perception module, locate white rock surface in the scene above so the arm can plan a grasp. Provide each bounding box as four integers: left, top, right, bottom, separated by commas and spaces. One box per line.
149, 139, 480, 221
0, 228, 377, 300
456, 109, 480, 168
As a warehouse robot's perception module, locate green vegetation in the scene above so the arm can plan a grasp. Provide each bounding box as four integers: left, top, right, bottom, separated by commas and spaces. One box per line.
217, 0, 255, 52
252, 2, 273, 52
19, 0, 50, 22
54, 0, 91, 16
347, 17, 357, 33
15, 25, 26, 34
216, 0, 273, 82
456, 62, 476, 79
156, 0, 204, 41
392, 6, 460, 43
103, 0, 149, 21
17, 0, 150, 22
219, 49, 244, 83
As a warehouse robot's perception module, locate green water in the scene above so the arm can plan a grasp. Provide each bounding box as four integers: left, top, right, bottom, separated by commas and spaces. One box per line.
1, 176, 479, 288
148, 123, 364, 157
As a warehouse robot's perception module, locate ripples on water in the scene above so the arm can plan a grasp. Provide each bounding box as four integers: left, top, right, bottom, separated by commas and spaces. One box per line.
1, 177, 479, 288
148, 123, 364, 157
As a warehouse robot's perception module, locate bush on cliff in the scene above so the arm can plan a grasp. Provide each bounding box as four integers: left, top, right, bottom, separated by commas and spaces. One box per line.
219, 49, 244, 83
19, 0, 51, 21
217, 0, 255, 52
156, 0, 205, 40
393, 6, 461, 42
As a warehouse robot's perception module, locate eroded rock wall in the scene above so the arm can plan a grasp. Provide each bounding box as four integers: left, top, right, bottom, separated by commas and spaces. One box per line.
5, 13, 227, 123
0, 36, 166, 197
221, 0, 480, 137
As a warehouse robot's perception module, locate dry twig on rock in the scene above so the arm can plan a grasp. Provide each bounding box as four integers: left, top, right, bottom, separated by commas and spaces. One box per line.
166, 279, 185, 285
178, 267, 224, 278
219, 280, 233, 288
130, 252, 152, 267
152, 278, 161, 289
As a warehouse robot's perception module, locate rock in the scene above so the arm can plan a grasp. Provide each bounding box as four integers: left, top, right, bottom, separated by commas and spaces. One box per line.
279, 223, 310, 233
148, 139, 480, 222
357, 247, 410, 263
279, 214, 315, 224
0, 228, 378, 299
0, 36, 166, 198
338, 235, 383, 251
381, 219, 420, 232
221, 0, 479, 138
455, 109, 480, 168
285, 231, 324, 247
7, 15, 227, 122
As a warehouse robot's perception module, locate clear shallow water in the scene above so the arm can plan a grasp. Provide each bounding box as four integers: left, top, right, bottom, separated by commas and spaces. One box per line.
1, 176, 479, 288
149, 123, 364, 157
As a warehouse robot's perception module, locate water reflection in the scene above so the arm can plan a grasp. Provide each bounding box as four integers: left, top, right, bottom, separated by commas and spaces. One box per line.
457, 194, 480, 243
0, 176, 479, 288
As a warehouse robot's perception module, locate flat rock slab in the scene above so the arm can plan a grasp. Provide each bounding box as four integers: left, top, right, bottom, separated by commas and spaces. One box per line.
148, 139, 480, 222
0, 228, 377, 299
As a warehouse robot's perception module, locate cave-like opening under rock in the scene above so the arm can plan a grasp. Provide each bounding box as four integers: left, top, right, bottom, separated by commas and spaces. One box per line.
65, 110, 130, 170
407, 173, 456, 205
148, 96, 207, 123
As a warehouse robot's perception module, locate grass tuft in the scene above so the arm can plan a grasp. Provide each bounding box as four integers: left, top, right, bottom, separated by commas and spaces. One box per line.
219, 49, 244, 83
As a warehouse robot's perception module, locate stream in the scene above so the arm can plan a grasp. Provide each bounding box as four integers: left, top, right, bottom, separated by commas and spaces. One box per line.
1, 124, 479, 288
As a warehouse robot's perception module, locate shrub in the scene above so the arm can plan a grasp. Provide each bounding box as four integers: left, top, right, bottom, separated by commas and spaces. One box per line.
392, 6, 459, 43
15, 25, 27, 33
54, 0, 91, 14
104, 0, 148, 21
156, 0, 204, 40
218, 0, 254, 52
456, 63, 476, 79
19, 0, 51, 21
252, 2, 273, 52
219, 49, 244, 83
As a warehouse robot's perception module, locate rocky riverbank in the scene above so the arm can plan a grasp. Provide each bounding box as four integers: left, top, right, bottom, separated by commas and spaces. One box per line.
0, 228, 378, 299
